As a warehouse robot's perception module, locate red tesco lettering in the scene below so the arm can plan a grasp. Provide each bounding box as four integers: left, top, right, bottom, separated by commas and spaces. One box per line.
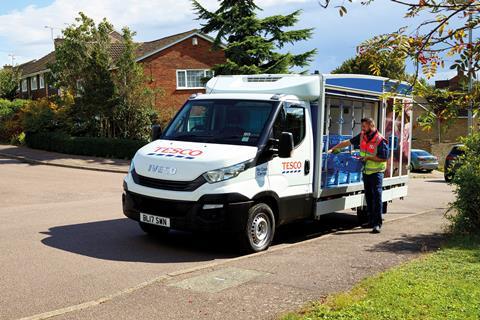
154, 147, 203, 157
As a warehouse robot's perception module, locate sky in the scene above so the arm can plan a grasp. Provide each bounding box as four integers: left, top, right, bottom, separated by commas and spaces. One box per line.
0, 0, 460, 81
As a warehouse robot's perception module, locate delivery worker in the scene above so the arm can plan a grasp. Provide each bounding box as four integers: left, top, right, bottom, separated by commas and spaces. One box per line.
328, 118, 388, 234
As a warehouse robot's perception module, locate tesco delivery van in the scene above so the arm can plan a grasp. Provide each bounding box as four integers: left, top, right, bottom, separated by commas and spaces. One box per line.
122, 74, 413, 252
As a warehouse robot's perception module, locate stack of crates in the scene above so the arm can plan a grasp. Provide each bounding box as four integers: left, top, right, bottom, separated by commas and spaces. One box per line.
321, 134, 363, 188
322, 134, 352, 152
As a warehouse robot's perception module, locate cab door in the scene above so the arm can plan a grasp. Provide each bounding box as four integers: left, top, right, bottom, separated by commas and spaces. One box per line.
267, 101, 314, 223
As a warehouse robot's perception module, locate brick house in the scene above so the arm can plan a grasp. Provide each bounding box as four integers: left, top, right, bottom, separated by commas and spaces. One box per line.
17, 29, 225, 110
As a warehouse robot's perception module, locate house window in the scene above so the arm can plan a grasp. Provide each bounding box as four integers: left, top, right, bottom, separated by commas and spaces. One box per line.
39, 74, 45, 89
21, 79, 28, 92
176, 69, 214, 89
31, 76, 38, 91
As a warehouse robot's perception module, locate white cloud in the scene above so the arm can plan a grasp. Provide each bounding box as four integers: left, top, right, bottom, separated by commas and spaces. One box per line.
0, 0, 307, 66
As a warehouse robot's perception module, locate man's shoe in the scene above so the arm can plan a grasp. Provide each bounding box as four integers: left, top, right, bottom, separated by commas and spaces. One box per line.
371, 226, 381, 234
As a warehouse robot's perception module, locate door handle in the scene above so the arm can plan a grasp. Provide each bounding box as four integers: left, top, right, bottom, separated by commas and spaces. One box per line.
304, 160, 310, 175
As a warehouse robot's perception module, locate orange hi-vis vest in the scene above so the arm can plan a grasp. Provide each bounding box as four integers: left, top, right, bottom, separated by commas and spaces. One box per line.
359, 130, 387, 175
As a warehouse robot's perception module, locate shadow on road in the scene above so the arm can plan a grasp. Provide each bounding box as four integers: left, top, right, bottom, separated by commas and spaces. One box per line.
40, 218, 238, 263
367, 233, 445, 254
40, 212, 362, 262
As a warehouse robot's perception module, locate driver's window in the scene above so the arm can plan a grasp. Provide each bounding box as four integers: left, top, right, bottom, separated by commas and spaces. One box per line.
187, 105, 209, 132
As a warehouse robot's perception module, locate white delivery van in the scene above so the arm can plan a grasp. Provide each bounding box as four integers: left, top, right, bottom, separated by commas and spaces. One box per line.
123, 74, 413, 252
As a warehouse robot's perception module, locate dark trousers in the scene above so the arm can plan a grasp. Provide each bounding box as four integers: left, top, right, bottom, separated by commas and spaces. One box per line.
363, 172, 384, 227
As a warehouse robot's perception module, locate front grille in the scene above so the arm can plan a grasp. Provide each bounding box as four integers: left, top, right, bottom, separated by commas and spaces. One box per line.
128, 192, 196, 217
132, 169, 206, 191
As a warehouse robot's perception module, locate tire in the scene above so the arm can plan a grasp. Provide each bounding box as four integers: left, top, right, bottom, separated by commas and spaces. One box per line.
408, 164, 415, 172
444, 174, 452, 183
237, 203, 275, 253
139, 222, 170, 237
357, 206, 369, 224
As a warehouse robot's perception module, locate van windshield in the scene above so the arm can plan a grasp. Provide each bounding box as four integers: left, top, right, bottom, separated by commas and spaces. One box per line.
163, 99, 277, 146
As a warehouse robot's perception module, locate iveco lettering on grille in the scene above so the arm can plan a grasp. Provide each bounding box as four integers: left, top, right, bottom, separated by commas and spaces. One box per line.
148, 164, 177, 175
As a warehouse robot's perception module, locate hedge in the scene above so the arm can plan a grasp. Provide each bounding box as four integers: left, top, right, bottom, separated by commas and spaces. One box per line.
25, 132, 147, 160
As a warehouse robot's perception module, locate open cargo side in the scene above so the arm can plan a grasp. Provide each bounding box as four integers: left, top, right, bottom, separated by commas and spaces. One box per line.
312, 74, 413, 218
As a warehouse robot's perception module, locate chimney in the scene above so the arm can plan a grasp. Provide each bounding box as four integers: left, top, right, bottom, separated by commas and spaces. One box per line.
54, 38, 64, 50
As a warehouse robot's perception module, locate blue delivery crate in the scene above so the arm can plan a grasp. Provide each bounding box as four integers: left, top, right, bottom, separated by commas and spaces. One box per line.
349, 171, 363, 183
345, 156, 364, 172
322, 153, 338, 170
329, 135, 352, 149
325, 153, 364, 172
337, 171, 349, 185
322, 135, 352, 152
321, 170, 362, 187
321, 170, 338, 187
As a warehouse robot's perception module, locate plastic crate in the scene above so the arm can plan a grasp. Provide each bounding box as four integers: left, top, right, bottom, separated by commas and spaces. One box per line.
323, 153, 364, 172
322, 170, 338, 187
337, 171, 349, 185
348, 171, 363, 183
322, 135, 352, 152
329, 135, 352, 148
322, 153, 337, 170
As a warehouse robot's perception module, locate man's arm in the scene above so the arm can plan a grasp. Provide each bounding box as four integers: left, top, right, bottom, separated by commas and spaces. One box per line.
328, 140, 352, 153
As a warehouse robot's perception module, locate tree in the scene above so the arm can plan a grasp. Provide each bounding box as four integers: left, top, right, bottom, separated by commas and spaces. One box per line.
0, 67, 20, 100
192, 0, 316, 74
319, 0, 480, 126
332, 51, 406, 79
49, 12, 116, 137
112, 27, 160, 140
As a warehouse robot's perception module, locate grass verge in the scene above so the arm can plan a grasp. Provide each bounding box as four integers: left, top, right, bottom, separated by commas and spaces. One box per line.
282, 235, 480, 320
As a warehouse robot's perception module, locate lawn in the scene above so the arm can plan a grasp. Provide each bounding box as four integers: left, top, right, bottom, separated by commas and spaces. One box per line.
282, 236, 480, 320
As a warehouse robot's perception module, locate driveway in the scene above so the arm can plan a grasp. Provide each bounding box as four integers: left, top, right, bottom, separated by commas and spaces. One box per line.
0, 158, 453, 319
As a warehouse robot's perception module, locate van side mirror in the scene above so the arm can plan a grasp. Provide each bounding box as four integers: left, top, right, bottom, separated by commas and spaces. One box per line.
279, 132, 294, 158
151, 125, 162, 141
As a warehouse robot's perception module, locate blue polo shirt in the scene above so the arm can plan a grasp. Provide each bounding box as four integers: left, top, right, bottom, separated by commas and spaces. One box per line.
350, 131, 389, 160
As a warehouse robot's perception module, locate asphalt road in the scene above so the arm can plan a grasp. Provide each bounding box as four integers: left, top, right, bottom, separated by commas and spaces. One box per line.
0, 157, 453, 320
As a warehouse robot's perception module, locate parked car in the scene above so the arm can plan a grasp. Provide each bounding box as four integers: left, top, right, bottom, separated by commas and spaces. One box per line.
410, 149, 439, 172
444, 144, 465, 182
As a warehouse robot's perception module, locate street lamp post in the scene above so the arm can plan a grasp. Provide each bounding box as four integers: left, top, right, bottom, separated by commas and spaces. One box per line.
467, 13, 474, 134
44, 25, 55, 49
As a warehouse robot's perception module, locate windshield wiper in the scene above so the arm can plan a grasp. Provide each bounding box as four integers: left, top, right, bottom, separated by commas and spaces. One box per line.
172, 133, 214, 140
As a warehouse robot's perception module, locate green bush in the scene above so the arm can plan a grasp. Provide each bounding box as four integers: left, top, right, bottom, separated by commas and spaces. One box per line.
25, 132, 147, 159
447, 132, 480, 234
0, 99, 29, 142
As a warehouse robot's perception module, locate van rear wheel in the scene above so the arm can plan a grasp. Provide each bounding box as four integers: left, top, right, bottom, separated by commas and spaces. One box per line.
237, 203, 275, 253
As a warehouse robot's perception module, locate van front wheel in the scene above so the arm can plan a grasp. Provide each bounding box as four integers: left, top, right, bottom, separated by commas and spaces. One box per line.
237, 203, 275, 253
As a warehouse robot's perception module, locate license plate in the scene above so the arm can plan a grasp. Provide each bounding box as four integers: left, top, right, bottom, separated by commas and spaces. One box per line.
140, 213, 170, 227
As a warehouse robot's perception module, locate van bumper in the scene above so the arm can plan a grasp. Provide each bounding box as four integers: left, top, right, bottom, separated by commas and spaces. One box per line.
122, 190, 252, 233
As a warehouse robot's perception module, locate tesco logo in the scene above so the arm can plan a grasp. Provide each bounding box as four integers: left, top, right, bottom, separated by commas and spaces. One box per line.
282, 161, 302, 170
153, 146, 203, 157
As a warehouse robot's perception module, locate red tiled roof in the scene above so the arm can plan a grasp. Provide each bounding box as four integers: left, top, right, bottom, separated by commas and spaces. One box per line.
18, 29, 213, 78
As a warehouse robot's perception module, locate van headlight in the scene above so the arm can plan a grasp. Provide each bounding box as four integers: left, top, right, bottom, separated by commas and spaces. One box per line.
129, 161, 135, 173
203, 160, 252, 183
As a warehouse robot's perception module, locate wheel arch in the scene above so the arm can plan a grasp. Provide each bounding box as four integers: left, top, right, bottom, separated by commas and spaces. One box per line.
252, 191, 280, 227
